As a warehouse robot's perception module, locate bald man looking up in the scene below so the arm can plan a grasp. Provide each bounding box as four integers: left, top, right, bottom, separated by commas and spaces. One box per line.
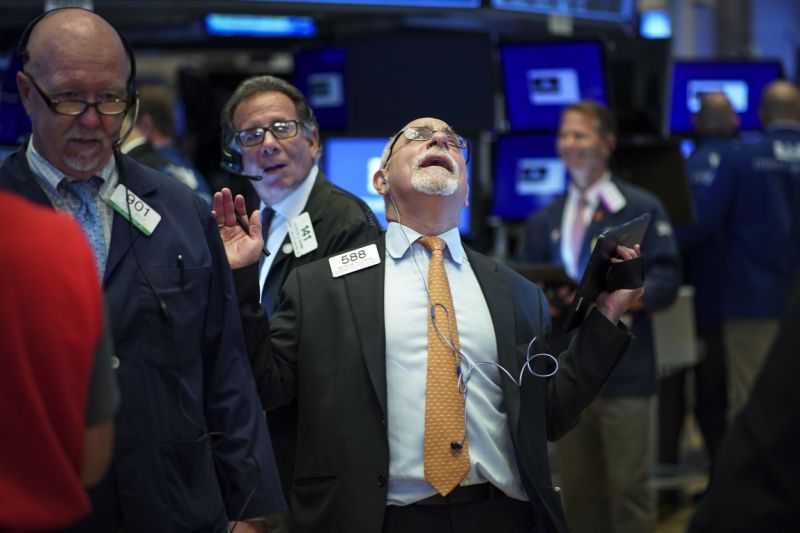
0, 8, 284, 532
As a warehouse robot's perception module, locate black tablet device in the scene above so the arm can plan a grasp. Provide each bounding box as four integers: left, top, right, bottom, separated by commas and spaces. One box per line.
563, 212, 652, 332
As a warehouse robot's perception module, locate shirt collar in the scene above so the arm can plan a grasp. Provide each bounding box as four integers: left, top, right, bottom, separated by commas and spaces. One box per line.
569, 170, 611, 206
260, 164, 318, 221
386, 222, 466, 265
26, 137, 118, 196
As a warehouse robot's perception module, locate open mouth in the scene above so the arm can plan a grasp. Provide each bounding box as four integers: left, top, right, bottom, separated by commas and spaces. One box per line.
418, 153, 454, 173
262, 162, 287, 173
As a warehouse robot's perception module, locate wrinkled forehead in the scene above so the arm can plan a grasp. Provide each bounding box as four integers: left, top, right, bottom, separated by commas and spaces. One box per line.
401, 117, 453, 133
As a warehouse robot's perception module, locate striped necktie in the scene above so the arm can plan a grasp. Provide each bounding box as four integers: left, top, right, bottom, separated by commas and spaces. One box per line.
418, 235, 470, 496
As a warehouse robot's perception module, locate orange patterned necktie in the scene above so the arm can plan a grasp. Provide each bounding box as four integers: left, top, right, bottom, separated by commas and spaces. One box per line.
418, 236, 470, 496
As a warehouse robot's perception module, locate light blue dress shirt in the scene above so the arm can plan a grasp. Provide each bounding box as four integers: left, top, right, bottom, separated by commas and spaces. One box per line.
384, 222, 528, 505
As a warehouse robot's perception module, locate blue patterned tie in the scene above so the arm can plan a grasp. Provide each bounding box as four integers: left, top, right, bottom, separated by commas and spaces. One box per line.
65, 177, 106, 277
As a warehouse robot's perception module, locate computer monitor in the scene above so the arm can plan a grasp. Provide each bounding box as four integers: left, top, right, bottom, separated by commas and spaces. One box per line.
322, 137, 472, 236
667, 60, 783, 135
293, 47, 347, 130
500, 41, 610, 131
492, 134, 567, 221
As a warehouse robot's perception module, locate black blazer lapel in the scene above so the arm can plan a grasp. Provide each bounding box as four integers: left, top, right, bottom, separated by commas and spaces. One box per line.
466, 247, 521, 433
343, 238, 388, 418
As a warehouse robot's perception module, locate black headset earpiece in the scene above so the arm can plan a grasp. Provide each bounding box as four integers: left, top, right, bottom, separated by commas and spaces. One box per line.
16, 7, 137, 100
219, 134, 262, 181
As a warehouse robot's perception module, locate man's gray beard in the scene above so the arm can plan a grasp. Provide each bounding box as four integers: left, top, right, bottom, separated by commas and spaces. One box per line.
410, 165, 459, 196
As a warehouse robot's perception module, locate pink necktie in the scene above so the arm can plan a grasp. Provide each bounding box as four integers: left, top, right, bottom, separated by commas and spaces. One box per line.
571, 194, 588, 271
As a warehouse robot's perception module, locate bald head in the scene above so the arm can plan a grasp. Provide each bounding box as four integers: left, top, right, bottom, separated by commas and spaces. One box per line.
16, 8, 132, 180
759, 80, 800, 125
24, 8, 130, 82
693, 91, 739, 138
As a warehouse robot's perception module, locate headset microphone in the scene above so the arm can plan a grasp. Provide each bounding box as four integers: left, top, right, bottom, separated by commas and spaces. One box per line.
220, 140, 262, 181
218, 161, 263, 181
113, 96, 140, 150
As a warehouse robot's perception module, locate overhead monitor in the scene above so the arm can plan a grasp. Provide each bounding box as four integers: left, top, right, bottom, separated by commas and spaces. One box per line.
322, 137, 473, 236
492, 133, 567, 221
667, 60, 783, 135
491, 0, 634, 23
242, 0, 479, 6
500, 41, 610, 131
205, 14, 317, 38
293, 47, 347, 130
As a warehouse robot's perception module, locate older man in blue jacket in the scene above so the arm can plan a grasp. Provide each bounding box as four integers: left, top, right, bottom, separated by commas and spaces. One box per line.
0, 8, 284, 532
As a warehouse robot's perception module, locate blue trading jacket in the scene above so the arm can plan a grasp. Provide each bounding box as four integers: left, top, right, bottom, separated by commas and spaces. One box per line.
675, 136, 737, 331
524, 177, 682, 397
0, 147, 285, 532
689, 126, 800, 320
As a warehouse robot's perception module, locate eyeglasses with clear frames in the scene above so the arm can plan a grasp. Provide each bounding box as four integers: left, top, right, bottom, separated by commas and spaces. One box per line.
383, 126, 470, 166
235, 120, 306, 147
21, 72, 129, 116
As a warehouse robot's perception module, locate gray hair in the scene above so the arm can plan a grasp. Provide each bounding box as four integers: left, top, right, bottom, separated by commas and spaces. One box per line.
220, 75, 320, 159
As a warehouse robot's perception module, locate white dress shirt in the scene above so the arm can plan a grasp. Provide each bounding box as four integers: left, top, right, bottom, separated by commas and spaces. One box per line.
258, 165, 318, 301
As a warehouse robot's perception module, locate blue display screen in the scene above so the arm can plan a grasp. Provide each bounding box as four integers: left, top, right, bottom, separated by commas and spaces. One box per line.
492, 134, 567, 220
293, 47, 347, 130
323, 137, 472, 236
501, 41, 609, 131
668, 61, 783, 134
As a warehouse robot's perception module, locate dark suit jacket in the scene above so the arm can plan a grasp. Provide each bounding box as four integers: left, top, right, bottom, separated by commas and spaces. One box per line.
245, 170, 381, 498
0, 147, 284, 531
523, 176, 681, 397
249, 171, 382, 317
234, 235, 633, 533
688, 274, 800, 532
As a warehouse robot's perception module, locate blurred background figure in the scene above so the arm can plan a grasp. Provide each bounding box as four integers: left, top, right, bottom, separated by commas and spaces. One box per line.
658, 91, 738, 511
523, 100, 681, 533
689, 80, 800, 421
133, 83, 212, 204
0, 191, 118, 532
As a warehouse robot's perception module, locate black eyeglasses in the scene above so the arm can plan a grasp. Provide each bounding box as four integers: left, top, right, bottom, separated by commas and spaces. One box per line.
383, 126, 469, 167
21, 72, 129, 116
235, 120, 306, 147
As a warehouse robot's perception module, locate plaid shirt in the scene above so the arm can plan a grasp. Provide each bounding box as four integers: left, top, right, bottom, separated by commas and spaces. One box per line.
26, 139, 119, 260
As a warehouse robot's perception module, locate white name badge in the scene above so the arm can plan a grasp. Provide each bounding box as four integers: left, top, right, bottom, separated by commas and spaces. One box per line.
598, 180, 627, 214
107, 184, 161, 236
287, 212, 318, 258
329, 244, 381, 278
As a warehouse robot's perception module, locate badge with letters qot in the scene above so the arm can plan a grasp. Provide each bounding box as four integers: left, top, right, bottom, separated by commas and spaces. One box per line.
329, 244, 381, 278
288, 212, 318, 258
107, 185, 161, 236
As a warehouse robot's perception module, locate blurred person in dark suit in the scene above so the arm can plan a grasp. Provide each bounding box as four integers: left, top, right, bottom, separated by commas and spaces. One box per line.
523, 101, 681, 533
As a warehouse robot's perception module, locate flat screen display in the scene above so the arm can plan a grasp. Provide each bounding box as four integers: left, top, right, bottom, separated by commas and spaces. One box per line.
500, 41, 610, 131
668, 60, 783, 134
293, 47, 347, 130
323, 137, 472, 236
492, 134, 567, 221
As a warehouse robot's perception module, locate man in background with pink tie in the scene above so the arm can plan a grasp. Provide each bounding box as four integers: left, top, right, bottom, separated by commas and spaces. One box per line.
215, 115, 646, 533
523, 101, 681, 533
